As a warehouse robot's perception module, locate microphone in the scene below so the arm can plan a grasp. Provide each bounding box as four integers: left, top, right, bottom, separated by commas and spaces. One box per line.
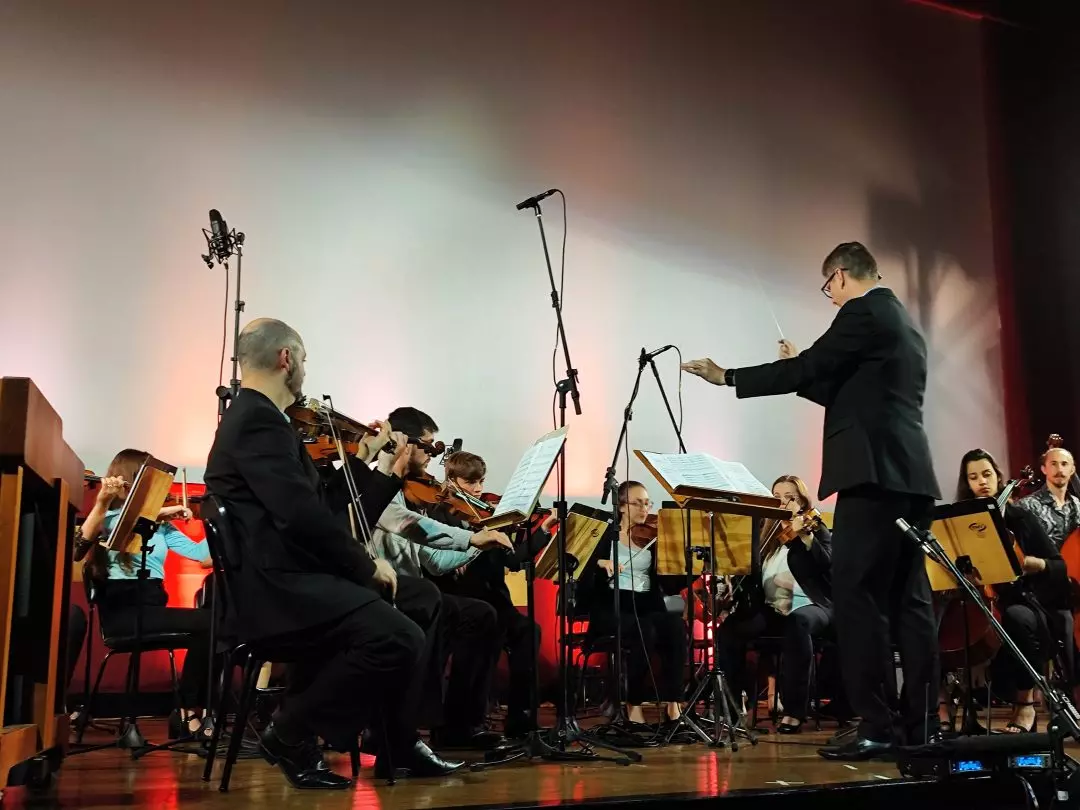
202, 209, 235, 267
441, 438, 463, 465
515, 189, 557, 211
640, 345, 675, 362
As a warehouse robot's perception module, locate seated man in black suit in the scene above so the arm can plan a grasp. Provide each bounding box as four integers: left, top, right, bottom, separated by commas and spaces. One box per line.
204, 317, 463, 788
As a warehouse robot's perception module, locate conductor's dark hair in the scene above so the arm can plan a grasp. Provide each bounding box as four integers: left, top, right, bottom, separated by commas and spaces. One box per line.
388, 406, 439, 438
821, 241, 879, 282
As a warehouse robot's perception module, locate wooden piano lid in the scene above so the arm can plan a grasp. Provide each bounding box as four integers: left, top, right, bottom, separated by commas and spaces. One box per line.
0, 377, 84, 508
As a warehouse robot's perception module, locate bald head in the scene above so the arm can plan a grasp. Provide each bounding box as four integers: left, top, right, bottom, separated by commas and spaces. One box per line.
238, 318, 304, 372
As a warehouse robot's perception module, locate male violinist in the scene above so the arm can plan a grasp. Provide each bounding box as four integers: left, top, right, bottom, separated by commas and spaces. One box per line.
682, 242, 941, 760
370, 406, 514, 751
427, 449, 553, 739
204, 318, 464, 788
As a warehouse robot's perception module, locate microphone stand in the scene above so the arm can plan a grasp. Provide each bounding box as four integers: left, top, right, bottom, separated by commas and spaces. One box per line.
897, 519, 1080, 780
202, 221, 246, 422
522, 198, 636, 765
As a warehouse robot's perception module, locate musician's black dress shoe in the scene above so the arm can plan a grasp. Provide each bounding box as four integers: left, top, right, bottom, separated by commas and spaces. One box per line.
817, 736, 895, 761
259, 723, 353, 790
431, 725, 508, 751
374, 738, 465, 779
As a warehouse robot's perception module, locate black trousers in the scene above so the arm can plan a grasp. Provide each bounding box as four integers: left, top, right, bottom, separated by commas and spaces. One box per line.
97, 579, 211, 707
719, 603, 832, 722
991, 602, 1051, 693
440, 593, 500, 731
260, 597, 425, 753
386, 575, 444, 730
432, 575, 541, 730
832, 486, 938, 743
589, 595, 686, 704
500, 606, 541, 727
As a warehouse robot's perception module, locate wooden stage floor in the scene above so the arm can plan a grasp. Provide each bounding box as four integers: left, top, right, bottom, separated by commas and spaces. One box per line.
6, 711, 1076, 809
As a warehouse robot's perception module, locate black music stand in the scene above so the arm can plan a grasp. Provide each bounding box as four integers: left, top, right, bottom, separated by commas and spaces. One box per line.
926, 498, 1022, 739
69, 456, 205, 758
635, 454, 787, 750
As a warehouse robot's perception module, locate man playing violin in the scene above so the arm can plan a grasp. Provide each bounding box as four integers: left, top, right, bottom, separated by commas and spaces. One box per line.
428, 450, 553, 739
371, 406, 514, 751
205, 318, 464, 788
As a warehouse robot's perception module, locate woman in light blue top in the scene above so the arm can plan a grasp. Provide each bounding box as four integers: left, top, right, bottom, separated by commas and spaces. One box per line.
81, 449, 212, 739
587, 481, 686, 727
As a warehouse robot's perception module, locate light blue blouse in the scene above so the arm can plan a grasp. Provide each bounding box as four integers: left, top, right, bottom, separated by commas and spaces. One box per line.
100, 508, 210, 581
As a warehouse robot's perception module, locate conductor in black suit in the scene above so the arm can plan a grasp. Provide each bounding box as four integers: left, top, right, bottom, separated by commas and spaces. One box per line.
204, 317, 463, 788
683, 242, 941, 760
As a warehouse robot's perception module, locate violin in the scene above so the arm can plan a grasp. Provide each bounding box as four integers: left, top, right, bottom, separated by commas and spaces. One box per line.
287, 397, 445, 464
402, 471, 494, 527
775, 507, 823, 544
629, 513, 658, 546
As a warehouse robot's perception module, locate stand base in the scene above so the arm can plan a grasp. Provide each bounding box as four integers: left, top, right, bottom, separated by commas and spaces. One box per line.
669, 669, 757, 750
471, 720, 642, 771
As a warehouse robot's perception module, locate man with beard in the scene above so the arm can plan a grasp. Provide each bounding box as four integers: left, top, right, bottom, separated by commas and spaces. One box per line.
370, 406, 514, 750
1018, 446, 1080, 685
205, 318, 464, 787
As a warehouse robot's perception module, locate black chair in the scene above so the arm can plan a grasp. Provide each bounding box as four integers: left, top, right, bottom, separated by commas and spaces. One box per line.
198, 496, 375, 791
71, 574, 194, 750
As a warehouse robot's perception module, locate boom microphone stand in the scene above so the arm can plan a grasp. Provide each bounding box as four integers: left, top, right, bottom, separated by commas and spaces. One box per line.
515, 190, 636, 765
897, 519, 1080, 768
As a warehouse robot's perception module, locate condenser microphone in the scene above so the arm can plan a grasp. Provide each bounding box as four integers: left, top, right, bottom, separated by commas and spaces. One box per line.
515, 189, 558, 211
208, 209, 231, 262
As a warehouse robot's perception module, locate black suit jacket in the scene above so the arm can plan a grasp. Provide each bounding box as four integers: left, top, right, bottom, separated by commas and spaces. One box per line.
735, 288, 940, 500
785, 525, 834, 611
204, 388, 402, 640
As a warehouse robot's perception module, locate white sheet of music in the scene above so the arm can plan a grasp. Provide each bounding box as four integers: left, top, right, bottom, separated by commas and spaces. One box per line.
491, 426, 568, 519
638, 451, 772, 497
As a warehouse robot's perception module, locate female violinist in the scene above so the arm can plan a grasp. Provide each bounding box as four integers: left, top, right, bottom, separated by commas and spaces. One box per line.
949, 449, 1066, 733
588, 481, 686, 727
79, 449, 212, 739
716, 475, 833, 734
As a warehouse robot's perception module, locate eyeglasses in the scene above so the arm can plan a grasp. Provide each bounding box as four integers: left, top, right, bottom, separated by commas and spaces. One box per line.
624, 499, 653, 509
821, 268, 842, 299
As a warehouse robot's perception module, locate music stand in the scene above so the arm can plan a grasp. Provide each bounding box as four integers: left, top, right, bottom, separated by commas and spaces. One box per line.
470, 433, 639, 769
637, 450, 787, 749
70, 456, 177, 756
926, 498, 1021, 736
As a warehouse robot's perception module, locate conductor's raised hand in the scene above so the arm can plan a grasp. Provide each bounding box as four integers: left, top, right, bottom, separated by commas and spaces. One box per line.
681, 358, 726, 385
471, 528, 513, 551
778, 339, 799, 360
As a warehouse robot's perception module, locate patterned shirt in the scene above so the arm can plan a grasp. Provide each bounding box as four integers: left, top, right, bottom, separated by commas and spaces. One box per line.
1017, 485, 1080, 550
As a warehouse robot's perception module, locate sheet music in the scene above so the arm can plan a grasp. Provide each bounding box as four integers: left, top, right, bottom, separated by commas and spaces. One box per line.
638, 451, 772, 497
491, 427, 568, 519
